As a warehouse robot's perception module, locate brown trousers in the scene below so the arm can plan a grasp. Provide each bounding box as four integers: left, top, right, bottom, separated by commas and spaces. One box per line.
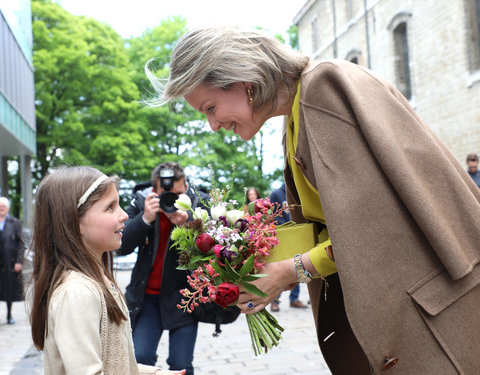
316, 273, 371, 374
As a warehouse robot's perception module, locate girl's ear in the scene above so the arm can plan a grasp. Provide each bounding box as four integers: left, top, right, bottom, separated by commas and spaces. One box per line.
78, 218, 86, 238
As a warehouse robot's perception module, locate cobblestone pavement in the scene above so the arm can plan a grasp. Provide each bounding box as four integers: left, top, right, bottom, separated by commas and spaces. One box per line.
0, 270, 330, 374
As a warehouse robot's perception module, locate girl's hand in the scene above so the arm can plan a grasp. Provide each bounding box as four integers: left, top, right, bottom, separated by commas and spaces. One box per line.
153, 369, 186, 375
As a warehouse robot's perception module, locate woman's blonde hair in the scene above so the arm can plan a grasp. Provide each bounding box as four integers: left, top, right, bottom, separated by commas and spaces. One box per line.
146, 25, 309, 112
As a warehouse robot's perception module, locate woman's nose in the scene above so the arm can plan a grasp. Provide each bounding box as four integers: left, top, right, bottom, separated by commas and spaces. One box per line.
209, 119, 222, 132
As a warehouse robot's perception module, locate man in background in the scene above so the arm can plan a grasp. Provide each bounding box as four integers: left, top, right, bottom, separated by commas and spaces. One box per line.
118, 162, 208, 375
466, 153, 480, 188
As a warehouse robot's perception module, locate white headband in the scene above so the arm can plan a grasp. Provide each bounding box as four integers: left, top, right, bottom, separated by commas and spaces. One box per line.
77, 175, 108, 208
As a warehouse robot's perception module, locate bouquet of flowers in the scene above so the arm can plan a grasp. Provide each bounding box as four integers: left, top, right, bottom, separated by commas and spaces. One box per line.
171, 186, 289, 355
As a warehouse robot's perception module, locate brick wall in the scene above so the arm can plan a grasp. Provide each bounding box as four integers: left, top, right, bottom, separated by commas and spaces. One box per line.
295, 0, 480, 165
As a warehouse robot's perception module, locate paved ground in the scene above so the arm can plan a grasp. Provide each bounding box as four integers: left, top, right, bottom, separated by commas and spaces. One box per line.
0, 269, 330, 374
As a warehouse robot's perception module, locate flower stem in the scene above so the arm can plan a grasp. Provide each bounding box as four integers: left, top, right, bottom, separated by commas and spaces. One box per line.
246, 309, 283, 356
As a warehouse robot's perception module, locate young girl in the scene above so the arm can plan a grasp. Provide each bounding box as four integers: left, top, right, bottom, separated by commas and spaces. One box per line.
29, 166, 184, 375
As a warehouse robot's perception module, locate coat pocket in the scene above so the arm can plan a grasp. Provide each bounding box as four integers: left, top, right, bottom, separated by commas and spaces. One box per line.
407, 265, 480, 375
407, 265, 480, 316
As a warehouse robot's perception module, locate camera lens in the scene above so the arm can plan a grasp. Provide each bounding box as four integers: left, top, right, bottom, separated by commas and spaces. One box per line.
159, 192, 179, 213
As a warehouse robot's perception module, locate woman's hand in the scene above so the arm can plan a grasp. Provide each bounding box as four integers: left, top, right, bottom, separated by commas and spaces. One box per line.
237, 258, 298, 314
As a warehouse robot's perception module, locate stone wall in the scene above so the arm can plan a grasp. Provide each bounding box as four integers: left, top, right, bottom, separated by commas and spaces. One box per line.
294, 0, 480, 165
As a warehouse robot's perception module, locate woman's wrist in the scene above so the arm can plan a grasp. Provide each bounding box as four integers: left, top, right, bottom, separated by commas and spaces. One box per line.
278, 257, 298, 285
300, 252, 319, 277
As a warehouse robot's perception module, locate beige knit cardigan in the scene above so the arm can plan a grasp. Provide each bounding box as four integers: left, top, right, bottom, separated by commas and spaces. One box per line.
43, 271, 161, 375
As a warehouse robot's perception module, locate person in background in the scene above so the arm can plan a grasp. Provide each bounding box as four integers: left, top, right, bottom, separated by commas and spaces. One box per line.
0, 196, 24, 325
146, 26, 480, 374
269, 183, 308, 312
117, 162, 208, 375
466, 153, 480, 188
245, 187, 260, 207
29, 166, 184, 375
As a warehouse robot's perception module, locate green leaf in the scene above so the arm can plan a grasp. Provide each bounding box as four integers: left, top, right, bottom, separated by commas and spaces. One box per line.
239, 254, 254, 277
241, 281, 268, 298
248, 201, 256, 216
224, 259, 241, 281
211, 262, 229, 280
241, 274, 267, 282
190, 254, 205, 263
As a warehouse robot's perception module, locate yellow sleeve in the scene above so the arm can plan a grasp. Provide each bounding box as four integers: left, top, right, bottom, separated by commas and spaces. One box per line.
309, 239, 337, 277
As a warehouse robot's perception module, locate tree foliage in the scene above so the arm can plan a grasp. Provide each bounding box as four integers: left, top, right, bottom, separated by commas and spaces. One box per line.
33, 0, 143, 181
124, 17, 279, 203
32, 1, 286, 206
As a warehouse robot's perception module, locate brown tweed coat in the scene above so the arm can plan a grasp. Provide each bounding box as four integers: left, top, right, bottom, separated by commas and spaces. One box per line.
284, 60, 480, 374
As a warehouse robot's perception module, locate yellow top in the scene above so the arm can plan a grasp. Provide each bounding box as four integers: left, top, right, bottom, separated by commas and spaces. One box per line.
285, 83, 337, 277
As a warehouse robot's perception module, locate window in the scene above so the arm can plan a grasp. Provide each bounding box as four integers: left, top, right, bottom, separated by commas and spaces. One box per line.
311, 17, 319, 52
347, 0, 353, 20
345, 49, 361, 65
466, 0, 480, 71
393, 22, 412, 99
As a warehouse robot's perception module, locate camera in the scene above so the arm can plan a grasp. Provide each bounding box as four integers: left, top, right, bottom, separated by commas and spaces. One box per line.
158, 168, 179, 213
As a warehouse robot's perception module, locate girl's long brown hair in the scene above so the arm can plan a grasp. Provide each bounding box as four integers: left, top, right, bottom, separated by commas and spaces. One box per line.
29, 166, 127, 350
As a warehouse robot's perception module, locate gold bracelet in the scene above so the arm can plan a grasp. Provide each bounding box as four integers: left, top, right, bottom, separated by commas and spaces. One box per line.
294, 254, 312, 283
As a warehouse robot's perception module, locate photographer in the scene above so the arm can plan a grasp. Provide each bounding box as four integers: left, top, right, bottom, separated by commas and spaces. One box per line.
118, 162, 208, 375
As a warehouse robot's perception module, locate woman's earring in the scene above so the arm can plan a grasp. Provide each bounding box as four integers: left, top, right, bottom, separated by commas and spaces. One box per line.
247, 88, 253, 104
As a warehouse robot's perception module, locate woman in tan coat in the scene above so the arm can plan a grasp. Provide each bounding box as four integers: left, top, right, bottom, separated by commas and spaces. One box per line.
147, 26, 480, 374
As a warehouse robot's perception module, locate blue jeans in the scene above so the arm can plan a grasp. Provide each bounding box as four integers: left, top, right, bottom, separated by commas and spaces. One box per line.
132, 294, 198, 375
289, 284, 300, 302
277, 284, 300, 302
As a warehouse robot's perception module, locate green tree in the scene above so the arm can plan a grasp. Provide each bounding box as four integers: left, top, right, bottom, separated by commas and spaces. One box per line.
126, 18, 280, 203
124, 17, 206, 182
287, 25, 299, 49
32, 0, 147, 184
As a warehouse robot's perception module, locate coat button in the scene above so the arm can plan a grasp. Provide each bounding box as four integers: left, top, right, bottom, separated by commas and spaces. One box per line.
382, 356, 399, 370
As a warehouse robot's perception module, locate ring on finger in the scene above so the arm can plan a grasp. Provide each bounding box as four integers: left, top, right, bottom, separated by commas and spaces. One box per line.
247, 300, 254, 309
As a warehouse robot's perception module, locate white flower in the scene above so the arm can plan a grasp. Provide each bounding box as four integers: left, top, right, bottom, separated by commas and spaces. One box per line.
193, 207, 209, 222
211, 205, 227, 221
226, 209, 245, 225
174, 194, 192, 212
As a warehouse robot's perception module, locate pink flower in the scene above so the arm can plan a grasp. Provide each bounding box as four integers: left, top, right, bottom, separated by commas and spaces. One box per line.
213, 244, 223, 258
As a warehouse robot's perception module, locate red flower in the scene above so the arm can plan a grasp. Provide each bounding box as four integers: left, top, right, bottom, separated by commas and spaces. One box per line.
196, 233, 216, 254
254, 198, 273, 213
214, 282, 239, 307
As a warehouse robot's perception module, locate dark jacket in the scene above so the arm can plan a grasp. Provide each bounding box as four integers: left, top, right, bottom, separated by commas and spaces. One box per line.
118, 180, 209, 329
0, 215, 25, 302
269, 183, 290, 225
